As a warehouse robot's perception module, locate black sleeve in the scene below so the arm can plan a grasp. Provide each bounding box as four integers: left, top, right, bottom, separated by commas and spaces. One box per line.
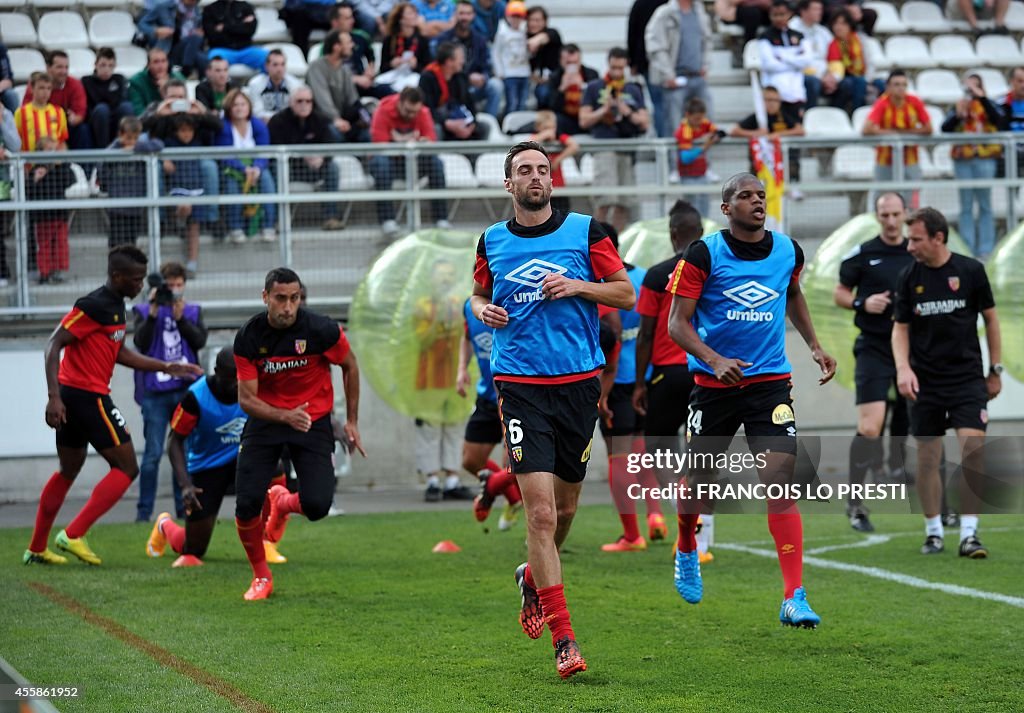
178, 306, 208, 352
134, 309, 156, 350
179, 390, 200, 417
941, 108, 961, 134
681, 240, 711, 274
892, 264, 914, 323
418, 73, 443, 120
838, 249, 862, 289
792, 239, 805, 271
642, 262, 668, 292
973, 261, 996, 311
587, 217, 610, 245
980, 97, 1007, 131
782, 105, 801, 129
476, 233, 487, 260
599, 319, 617, 353
738, 113, 758, 130
233, 318, 256, 359
581, 80, 601, 109
196, 82, 215, 110
416, 34, 433, 67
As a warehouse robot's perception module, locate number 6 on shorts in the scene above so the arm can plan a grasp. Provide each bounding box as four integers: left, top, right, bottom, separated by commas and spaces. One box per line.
508, 418, 523, 444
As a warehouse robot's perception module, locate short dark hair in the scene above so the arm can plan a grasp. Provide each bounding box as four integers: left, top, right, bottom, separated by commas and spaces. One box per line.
874, 191, 906, 211
669, 200, 704, 249
435, 41, 461, 65
906, 207, 948, 243
119, 115, 143, 135
96, 47, 116, 62
265, 267, 302, 293
796, 0, 821, 12
455, 0, 474, 8
45, 50, 68, 66
163, 78, 187, 96
763, 85, 780, 95
607, 46, 629, 62
161, 261, 187, 281
685, 97, 707, 115
399, 86, 424, 104
215, 346, 235, 372
171, 113, 197, 133
108, 245, 147, 275
324, 29, 343, 55
771, 0, 792, 9
1013, 66, 1024, 80
527, 5, 547, 20
562, 43, 581, 55
29, 71, 52, 87
887, 69, 908, 84
722, 172, 761, 203
208, 55, 229, 67
828, 9, 854, 29
329, 0, 355, 21
504, 140, 550, 178
266, 48, 285, 63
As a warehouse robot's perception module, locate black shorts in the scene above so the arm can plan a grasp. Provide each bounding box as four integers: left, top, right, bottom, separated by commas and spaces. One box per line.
686, 378, 798, 460
496, 377, 601, 483
464, 396, 503, 445
644, 365, 693, 440
854, 334, 898, 405
599, 382, 645, 437
910, 379, 989, 437
187, 461, 235, 522
55, 385, 132, 451
235, 415, 336, 521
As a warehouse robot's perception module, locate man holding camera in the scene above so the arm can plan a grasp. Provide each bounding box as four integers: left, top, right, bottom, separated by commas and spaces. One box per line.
133, 262, 208, 521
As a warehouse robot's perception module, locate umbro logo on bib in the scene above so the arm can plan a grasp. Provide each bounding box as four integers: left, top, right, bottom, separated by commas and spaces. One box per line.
723, 281, 780, 309
505, 258, 568, 289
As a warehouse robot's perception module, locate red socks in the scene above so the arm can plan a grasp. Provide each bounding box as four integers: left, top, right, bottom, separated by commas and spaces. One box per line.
538, 584, 575, 645
261, 475, 287, 527
65, 468, 132, 539
523, 562, 535, 589
485, 459, 502, 474
767, 499, 803, 599
161, 518, 186, 554
631, 437, 664, 517
608, 454, 641, 540
676, 513, 700, 553
237, 516, 271, 580
30, 471, 73, 552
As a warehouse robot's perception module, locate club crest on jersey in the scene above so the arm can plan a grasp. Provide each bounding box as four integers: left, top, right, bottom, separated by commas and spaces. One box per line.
295, 339, 307, 354
512, 446, 523, 462
948, 276, 960, 292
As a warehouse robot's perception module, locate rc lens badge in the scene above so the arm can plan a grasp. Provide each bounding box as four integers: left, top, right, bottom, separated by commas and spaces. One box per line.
771, 404, 795, 425
581, 438, 593, 463
512, 446, 523, 462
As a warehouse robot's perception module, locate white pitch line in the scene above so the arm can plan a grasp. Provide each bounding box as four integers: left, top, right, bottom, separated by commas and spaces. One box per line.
734, 525, 1024, 548
717, 542, 1024, 609
805, 534, 891, 554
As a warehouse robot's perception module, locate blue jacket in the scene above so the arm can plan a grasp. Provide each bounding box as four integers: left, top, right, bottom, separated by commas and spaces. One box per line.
214, 118, 271, 172
435, 28, 493, 78
138, 0, 202, 50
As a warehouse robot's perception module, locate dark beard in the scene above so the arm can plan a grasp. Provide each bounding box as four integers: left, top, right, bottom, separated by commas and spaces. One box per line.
515, 188, 551, 212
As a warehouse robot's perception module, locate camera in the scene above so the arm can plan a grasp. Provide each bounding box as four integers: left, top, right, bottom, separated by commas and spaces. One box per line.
148, 273, 175, 306
170, 99, 190, 113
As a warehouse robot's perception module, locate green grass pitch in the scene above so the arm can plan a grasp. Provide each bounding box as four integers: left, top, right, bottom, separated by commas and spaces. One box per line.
2, 508, 1023, 712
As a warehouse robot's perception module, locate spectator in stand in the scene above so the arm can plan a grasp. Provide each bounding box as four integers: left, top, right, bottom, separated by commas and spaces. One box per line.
246, 49, 303, 121
1001, 67, 1024, 175
824, 0, 875, 35
437, 1, 502, 117
579, 47, 650, 230
142, 79, 223, 239
943, 74, 1005, 259
98, 116, 165, 247
15, 73, 69, 152
0, 42, 18, 114
493, 1, 530, 114
329, 2, 379, 97
308, 30, 371, 142
545, 44, 598, 134
353, 0, 397, 37
162, 115, 206, 274
862, 69, 931, 207
203, 0, 269, 71
196, 56, 239, 112
268, 85, 347, 231
628, 0, 670, 137
26, 137, 74, 284
420, 42, 487, 140
24, 52, 89, 150
715, 0, 771, 43
757, 0, 814, 115
646, 0, 713, 139
281, 0, 335, 55
382, 3, 432, 73
415, 0, 456, 39
823, 10, 883, 114
215, 89, 278, 243
137, 0, 209, 78
526, 6, 562, 108
674, 97, 722, 216
83, 48, 135, 152
948, 0, 1008, 38
472, 0, 506, 41
790, 0, 831, 109
368, 86, 450, 239
128, 48, 187, 116
730, 84, 805, 178
529, 109, 578, 214
0, 107, 19, 285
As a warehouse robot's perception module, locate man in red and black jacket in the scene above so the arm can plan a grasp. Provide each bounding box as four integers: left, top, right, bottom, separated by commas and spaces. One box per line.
232, 267, 365, 601
25, 246, 203, 567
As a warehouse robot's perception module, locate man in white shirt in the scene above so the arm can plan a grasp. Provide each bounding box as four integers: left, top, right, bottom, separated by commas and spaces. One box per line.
758, 0, 814, 112
788, 0, 832, 108
246, 49, 303, 121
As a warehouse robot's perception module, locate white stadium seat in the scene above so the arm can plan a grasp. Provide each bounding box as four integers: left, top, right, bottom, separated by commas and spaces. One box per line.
111, 45, 147, 77
862, 35, 890, 72
560, 156, 590, 186
883, 36, 932, 70
8, 48, 46, 83
551, 16, 623, 52
66, 48, 96, 78
89, 11, 137, 48
264, 43, 308, 77
900, 1, 954, 33
969, 68, 1008, 101
925, 104, 945, 135
31, 0, 76, 10
334, 155, 373, 191
742, 40, 760, 71
254, 8, 290, 43
803, 106, 855, 137
0, 14, 38, 47
1007, 1, 1024, 32
975, 35, 1024, 68
474, 152, 507, 187
307, 42, 323, 65
916, 69, 962, 105
831, 145, 875, 180
931, 144, 953, 178
82, 0, 134, 9
37, 11, 90, 50
851, 105, 872, 134
864, 1, 906, 34
501, 110, 536, 134
473, 112, 503, 142
929, 35, 978, 69
438, 153, 478, 188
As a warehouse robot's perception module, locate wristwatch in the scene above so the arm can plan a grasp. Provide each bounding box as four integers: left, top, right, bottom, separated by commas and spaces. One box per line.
990, 363, 1004, 376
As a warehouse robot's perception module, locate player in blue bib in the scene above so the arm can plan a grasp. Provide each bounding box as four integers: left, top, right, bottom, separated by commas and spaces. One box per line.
471, 141, 635, 679
667, 173, 836, 628
145, 348, 246, 567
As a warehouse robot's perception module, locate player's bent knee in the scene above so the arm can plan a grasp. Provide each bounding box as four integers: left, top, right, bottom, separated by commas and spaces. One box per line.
555, 505, 576, 524
235, 496, 265, 522
300, 496, 332, 522
526, 507, 558, 536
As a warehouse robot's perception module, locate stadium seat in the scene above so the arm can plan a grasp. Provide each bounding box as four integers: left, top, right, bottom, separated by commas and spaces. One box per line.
929, 35, 978, 69
551, 17, 623, 52
579, 153, 595, 183
185, 78, 199, 99
742, 40, 760, 71
916, 69, 962, 105
900, 1, 954, 33
228, 64, 257, 80
475, 152, 507, 187
851, 105, 872, 134
930, 144, 953, 178
803, 107, 855, 137
925, 104, 945, 135
254, 8, 290, 43
560, 155, 589, 186
0, 0, 25, 8
67, 48, 97, 78
38, 12, 90, 50
968, 68, 1008, 100
831, 145, 875, 180
542, 0, 626, 15
30, 0, 76, 10
82, 0, 133, 9
264, 43, 308, 77
439, 152, 478, 219
474, 113, 504, 143
8, 48, 46, 83
307, 42, 323, 65
112, 45, 147, 77
334, 155, 373, 191
88, 11, 136, 48
799, 156, 821, 182
975, 35, 1024, 68
862, 35, 891, 71
1007, 1, 1024, 31
918, 184, 959, 217
716, 18, 745, 39
883, 36, 932, 69
864, 1, 906, 34
501, 110, 536, 134
0, 14, 38, 47
708, 49, 744, 82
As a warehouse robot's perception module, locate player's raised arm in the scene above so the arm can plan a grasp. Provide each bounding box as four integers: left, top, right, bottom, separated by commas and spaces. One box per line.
116, 346, 204, 378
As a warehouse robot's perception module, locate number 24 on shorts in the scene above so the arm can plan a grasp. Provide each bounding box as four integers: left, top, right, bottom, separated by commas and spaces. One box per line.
686, 406, 703, 441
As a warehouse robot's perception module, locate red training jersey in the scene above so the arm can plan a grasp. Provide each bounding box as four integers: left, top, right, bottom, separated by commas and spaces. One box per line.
58, 285, 128, 394
866, 94, 930, 167
636, 253, 688, 367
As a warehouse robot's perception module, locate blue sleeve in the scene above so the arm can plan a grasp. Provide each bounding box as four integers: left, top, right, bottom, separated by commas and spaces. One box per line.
214, 123, 246, 171
679, 147, 704, 164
